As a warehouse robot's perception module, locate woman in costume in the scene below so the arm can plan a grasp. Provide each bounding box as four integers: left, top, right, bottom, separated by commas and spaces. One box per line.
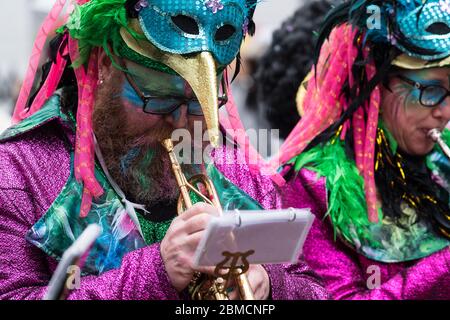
271, 0, 450, 299
0, 0, 329, 300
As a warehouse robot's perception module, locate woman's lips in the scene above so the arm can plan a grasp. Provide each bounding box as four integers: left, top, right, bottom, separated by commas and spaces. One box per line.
421, 127, 445, 140
422, 128, 432, 136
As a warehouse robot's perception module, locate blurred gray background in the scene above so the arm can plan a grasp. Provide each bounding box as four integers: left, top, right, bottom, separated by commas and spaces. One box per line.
0, 0, 306, 137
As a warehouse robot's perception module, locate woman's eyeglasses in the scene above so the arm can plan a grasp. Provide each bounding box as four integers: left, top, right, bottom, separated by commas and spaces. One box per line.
122, 61, 228, 116
396, 75, 450, 108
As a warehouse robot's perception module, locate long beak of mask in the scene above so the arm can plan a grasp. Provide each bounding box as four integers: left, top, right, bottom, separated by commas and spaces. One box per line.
120, 23, 221, 147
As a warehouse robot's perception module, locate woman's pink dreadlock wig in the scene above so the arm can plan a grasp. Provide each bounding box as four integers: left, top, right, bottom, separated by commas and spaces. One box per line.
271, 23, 381, 223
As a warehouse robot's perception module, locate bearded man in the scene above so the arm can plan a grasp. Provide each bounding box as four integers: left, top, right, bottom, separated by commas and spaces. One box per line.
0, 0, 329, 300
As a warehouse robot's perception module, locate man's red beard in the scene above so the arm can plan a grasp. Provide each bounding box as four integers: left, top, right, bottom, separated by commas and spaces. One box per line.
92, 73, 196, 211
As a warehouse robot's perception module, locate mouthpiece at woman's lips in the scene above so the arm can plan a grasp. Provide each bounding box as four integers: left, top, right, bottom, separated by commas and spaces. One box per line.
428, 128, 450, 159
428, 128, 442, 142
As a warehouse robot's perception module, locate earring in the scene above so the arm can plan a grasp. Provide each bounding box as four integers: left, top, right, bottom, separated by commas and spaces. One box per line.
98, 71, 105, 85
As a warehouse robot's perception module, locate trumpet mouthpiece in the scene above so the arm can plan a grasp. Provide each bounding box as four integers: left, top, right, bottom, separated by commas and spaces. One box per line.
428, 129, 441, 142
428, 128, 450, 159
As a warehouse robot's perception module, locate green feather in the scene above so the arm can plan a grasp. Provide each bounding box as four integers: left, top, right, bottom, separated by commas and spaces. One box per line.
63, 0, 236, 74
64, 0, 142, 67
441, 128, 450, 146
290, 140, 381, 246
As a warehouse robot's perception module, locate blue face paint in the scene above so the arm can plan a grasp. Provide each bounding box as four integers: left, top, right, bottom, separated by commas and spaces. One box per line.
399, 72, 450, 108
407, 76, 439, 105
408, 75, 443, 87
170, 107, 183, 122
119, 59, 226, 115
409, 88, 421, 102
122, 80, 145, 108
393, 80, 420, 108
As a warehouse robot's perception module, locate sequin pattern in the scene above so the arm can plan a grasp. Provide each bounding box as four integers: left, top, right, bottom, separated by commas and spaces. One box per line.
138, 0, 249, 65
397, 0, 450, 60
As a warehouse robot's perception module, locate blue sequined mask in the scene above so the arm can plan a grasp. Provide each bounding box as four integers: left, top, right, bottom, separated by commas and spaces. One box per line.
396, 0, 450, 60
135, 0, 253, 66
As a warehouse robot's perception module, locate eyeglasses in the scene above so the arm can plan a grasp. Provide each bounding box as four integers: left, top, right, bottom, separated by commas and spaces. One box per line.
396, 75, 450, 108
121, 60, 228, 116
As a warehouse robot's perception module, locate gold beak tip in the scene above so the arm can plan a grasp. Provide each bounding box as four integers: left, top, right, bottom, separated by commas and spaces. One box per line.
209, 134, 220, 148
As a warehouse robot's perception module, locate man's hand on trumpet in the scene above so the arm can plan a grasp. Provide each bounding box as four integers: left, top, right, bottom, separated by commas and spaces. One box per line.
160, 203, 219, 293
160, 202, 270, 299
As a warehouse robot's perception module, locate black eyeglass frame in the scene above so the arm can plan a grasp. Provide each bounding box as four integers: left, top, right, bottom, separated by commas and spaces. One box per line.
121, 59, 229, 115
396, 75, 450, 108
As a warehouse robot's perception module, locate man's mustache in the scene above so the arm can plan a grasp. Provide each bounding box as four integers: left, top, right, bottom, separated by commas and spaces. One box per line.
128, 124, 177, 148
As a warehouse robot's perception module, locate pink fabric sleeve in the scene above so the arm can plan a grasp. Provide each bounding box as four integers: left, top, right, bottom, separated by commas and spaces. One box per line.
264, 261, 330, 300
66, 245, 180, 300
303, 214, 450, 300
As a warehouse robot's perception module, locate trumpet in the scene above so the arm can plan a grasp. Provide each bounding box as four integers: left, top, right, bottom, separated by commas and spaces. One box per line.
427, 129, 450, 239
161, 138, 255, 300
428, 129, 450, 159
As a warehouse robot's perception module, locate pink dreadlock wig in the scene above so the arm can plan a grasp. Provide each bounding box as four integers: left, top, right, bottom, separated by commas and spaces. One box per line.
271, 24, 381, 223
13, 0, 102, 218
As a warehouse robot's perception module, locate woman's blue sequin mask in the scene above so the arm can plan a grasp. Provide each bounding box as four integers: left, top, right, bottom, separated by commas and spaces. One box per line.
395, 0, 450, 60
135, 0, 253, 66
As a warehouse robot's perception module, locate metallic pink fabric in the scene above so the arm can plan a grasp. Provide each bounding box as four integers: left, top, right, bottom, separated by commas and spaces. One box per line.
0, 120, 329, 300
285, 174, 450, 300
